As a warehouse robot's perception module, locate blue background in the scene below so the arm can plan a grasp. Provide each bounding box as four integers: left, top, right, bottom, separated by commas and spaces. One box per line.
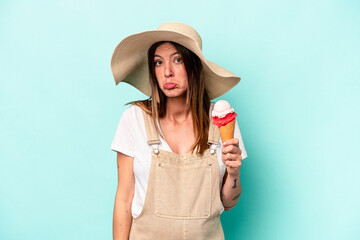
1, 0, 359, 239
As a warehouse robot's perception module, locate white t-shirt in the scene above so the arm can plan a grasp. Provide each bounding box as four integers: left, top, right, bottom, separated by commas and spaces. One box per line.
111, 104, 248, 217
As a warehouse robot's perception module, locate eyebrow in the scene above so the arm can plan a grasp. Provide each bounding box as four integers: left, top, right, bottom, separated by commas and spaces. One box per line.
154, 52, 179, 59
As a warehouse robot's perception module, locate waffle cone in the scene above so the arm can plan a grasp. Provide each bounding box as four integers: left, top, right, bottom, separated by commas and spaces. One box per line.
219, 120, 235, 143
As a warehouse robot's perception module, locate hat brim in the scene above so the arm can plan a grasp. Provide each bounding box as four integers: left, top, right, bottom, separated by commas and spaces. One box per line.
111, 30, 240, 100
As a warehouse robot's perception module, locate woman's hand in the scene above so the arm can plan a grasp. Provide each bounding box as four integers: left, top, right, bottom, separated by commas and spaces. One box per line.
220, 138, 243, 210
222, 138, 242, 176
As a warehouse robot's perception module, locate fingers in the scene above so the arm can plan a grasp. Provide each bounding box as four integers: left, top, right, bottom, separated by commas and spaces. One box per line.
224, 159, 242, 168
222, 138, 242, 169
223, 153, 239, 161
223, 152, 242, 162
223, 151, 242, 166
222, 139, 243, 173
222, 142, 242, 155
223, 138, 239, 147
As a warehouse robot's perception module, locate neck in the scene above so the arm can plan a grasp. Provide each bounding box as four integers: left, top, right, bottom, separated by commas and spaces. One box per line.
164, 96, 191, 123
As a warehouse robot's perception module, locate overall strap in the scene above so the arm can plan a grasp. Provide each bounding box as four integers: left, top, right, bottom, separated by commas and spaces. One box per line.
142, 109, 160, 154
142, 110, 161, 146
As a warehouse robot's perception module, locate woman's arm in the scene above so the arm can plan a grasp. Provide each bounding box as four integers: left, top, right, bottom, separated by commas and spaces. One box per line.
220, 138, 243, 211
113, 152, 135, 240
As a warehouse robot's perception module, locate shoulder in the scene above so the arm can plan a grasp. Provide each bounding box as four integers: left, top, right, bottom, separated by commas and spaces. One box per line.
122, 104, 143, 118
118, 104, 144, 127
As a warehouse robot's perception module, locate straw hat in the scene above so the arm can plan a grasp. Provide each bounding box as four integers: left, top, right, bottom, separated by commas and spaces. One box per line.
110, 22, 241, 100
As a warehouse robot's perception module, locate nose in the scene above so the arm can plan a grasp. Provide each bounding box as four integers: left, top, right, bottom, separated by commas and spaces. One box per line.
164, 63, 174, 78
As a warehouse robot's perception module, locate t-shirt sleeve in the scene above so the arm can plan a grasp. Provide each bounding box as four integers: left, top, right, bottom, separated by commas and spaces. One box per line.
234, 119, 248, 160
110, 106, 136, 157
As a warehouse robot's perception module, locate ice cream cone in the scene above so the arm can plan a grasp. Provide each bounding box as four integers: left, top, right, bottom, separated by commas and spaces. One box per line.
212, 100, 237, 143
219, 120, 235, 143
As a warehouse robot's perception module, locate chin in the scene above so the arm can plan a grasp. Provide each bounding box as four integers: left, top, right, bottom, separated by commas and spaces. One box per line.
163, 89, 187, 98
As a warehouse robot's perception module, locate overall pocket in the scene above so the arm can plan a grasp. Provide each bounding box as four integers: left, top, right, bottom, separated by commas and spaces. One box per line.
154, 157, 212, 219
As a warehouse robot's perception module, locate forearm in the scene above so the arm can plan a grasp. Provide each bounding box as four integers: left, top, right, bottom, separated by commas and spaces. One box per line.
113, 197, 132, 240
221, 169, 242, 211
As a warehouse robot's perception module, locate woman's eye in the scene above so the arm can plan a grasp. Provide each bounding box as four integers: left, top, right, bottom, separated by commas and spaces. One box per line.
174, 57, 183, 63
154, 60, 162, 66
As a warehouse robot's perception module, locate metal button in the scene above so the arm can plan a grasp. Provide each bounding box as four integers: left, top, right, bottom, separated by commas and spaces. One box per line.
154, 149, 159, 154
210, 149, 215, 155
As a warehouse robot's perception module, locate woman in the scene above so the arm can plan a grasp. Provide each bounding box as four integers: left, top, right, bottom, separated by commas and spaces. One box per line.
110, 22, 247, 239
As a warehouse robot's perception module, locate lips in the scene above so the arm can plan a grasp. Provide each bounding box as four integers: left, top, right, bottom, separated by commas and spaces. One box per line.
163, 83, 177, 89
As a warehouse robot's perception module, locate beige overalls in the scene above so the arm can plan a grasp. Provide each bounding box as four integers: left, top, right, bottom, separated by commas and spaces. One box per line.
129, 108, 225, 240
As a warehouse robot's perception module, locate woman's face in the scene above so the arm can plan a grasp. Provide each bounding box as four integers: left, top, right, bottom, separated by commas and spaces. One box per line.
154, 42, 188, 99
